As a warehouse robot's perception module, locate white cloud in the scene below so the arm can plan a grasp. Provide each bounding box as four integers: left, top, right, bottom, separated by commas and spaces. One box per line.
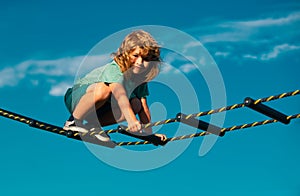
49, 82, 72, 96
160, 62, 197, 75
215, 52, 230, 58
0, 56, 82, 88
180, 64, 196, 73
201, 12, 300, 44
201, 31, 250, 43
161, 42, 209, 74
183, 41, 202, 53
163, 52, 186, 65
162, 52, 195, 74
239, 44, 300, 61
243, 54, 258, 60
0, 67, 19, 87
232, 12, 300, 27
0, 55, 110, 96
189, 12, 300, 62
160, 63, 173, 74
260, 44, 300, 61
160, 63, 180, 75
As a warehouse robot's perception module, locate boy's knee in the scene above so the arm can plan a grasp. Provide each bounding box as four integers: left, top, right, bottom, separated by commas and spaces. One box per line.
91, 83, 112, 102
130, 98, 142, 114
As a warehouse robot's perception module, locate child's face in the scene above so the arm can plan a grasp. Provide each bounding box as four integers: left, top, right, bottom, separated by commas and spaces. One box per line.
129, 47, 151, 75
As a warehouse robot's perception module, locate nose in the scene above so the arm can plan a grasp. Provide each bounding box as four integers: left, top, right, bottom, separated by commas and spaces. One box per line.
136, 56, 143, 65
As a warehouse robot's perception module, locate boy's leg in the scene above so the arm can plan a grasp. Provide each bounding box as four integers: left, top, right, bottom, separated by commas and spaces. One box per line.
72, 82, 111, 120
64, 82, 112, 141
96, 97, 142, 127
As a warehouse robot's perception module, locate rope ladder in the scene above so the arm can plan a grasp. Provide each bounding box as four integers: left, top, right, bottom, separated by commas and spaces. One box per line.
0, 90, 299, 148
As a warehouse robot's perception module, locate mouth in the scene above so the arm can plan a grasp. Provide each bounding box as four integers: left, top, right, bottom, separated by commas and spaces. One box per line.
132, 65, 145, 74
134, 65, 143, 69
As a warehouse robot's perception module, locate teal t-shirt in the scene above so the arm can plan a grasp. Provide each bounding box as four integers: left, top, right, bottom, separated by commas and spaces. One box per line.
75, 61, 149, 98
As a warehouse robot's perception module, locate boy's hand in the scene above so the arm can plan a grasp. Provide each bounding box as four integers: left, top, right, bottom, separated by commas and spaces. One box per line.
155, 134, 167, 141
128, 120, 142, 132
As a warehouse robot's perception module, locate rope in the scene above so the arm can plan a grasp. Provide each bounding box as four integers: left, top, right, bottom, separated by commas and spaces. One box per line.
0, 108, 107, 146
0, 89, 299, 147
189, 89, 300, 118
0, 108, 67, 136
116, 113, 300, 146
97, 89, 300, 136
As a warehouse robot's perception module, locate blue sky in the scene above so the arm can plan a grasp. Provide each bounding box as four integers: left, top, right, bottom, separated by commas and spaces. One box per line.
0, 0, 300, 195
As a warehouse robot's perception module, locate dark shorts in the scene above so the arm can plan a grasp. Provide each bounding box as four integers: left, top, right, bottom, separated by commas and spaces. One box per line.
64, 84, 89, 114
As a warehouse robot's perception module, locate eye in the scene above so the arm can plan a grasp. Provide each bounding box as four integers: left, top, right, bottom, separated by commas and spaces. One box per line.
132, 54, 139, 58
143, 55, 157, 62
140, 54, 149, 61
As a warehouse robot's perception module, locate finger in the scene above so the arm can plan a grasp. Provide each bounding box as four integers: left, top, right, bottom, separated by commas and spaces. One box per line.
137, 124, 142, 130
134, 124, 141, 132
162, 135, 167, 141
158, 135, 165, 141
130, 126, 138, 132
134, 121, 141, 131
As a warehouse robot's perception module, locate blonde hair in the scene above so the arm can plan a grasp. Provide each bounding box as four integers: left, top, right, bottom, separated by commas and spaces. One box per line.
113, 30, 161, 82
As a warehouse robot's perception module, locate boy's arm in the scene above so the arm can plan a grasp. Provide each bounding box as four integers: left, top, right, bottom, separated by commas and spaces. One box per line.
138, 97, 152, 134
139, 97, 167, 141
109, 83, 141, 132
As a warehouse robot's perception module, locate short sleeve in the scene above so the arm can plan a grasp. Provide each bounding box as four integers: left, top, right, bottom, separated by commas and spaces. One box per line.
101, 63, 124, 84
75, 61, 124, 85
130, 83, 149, 99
